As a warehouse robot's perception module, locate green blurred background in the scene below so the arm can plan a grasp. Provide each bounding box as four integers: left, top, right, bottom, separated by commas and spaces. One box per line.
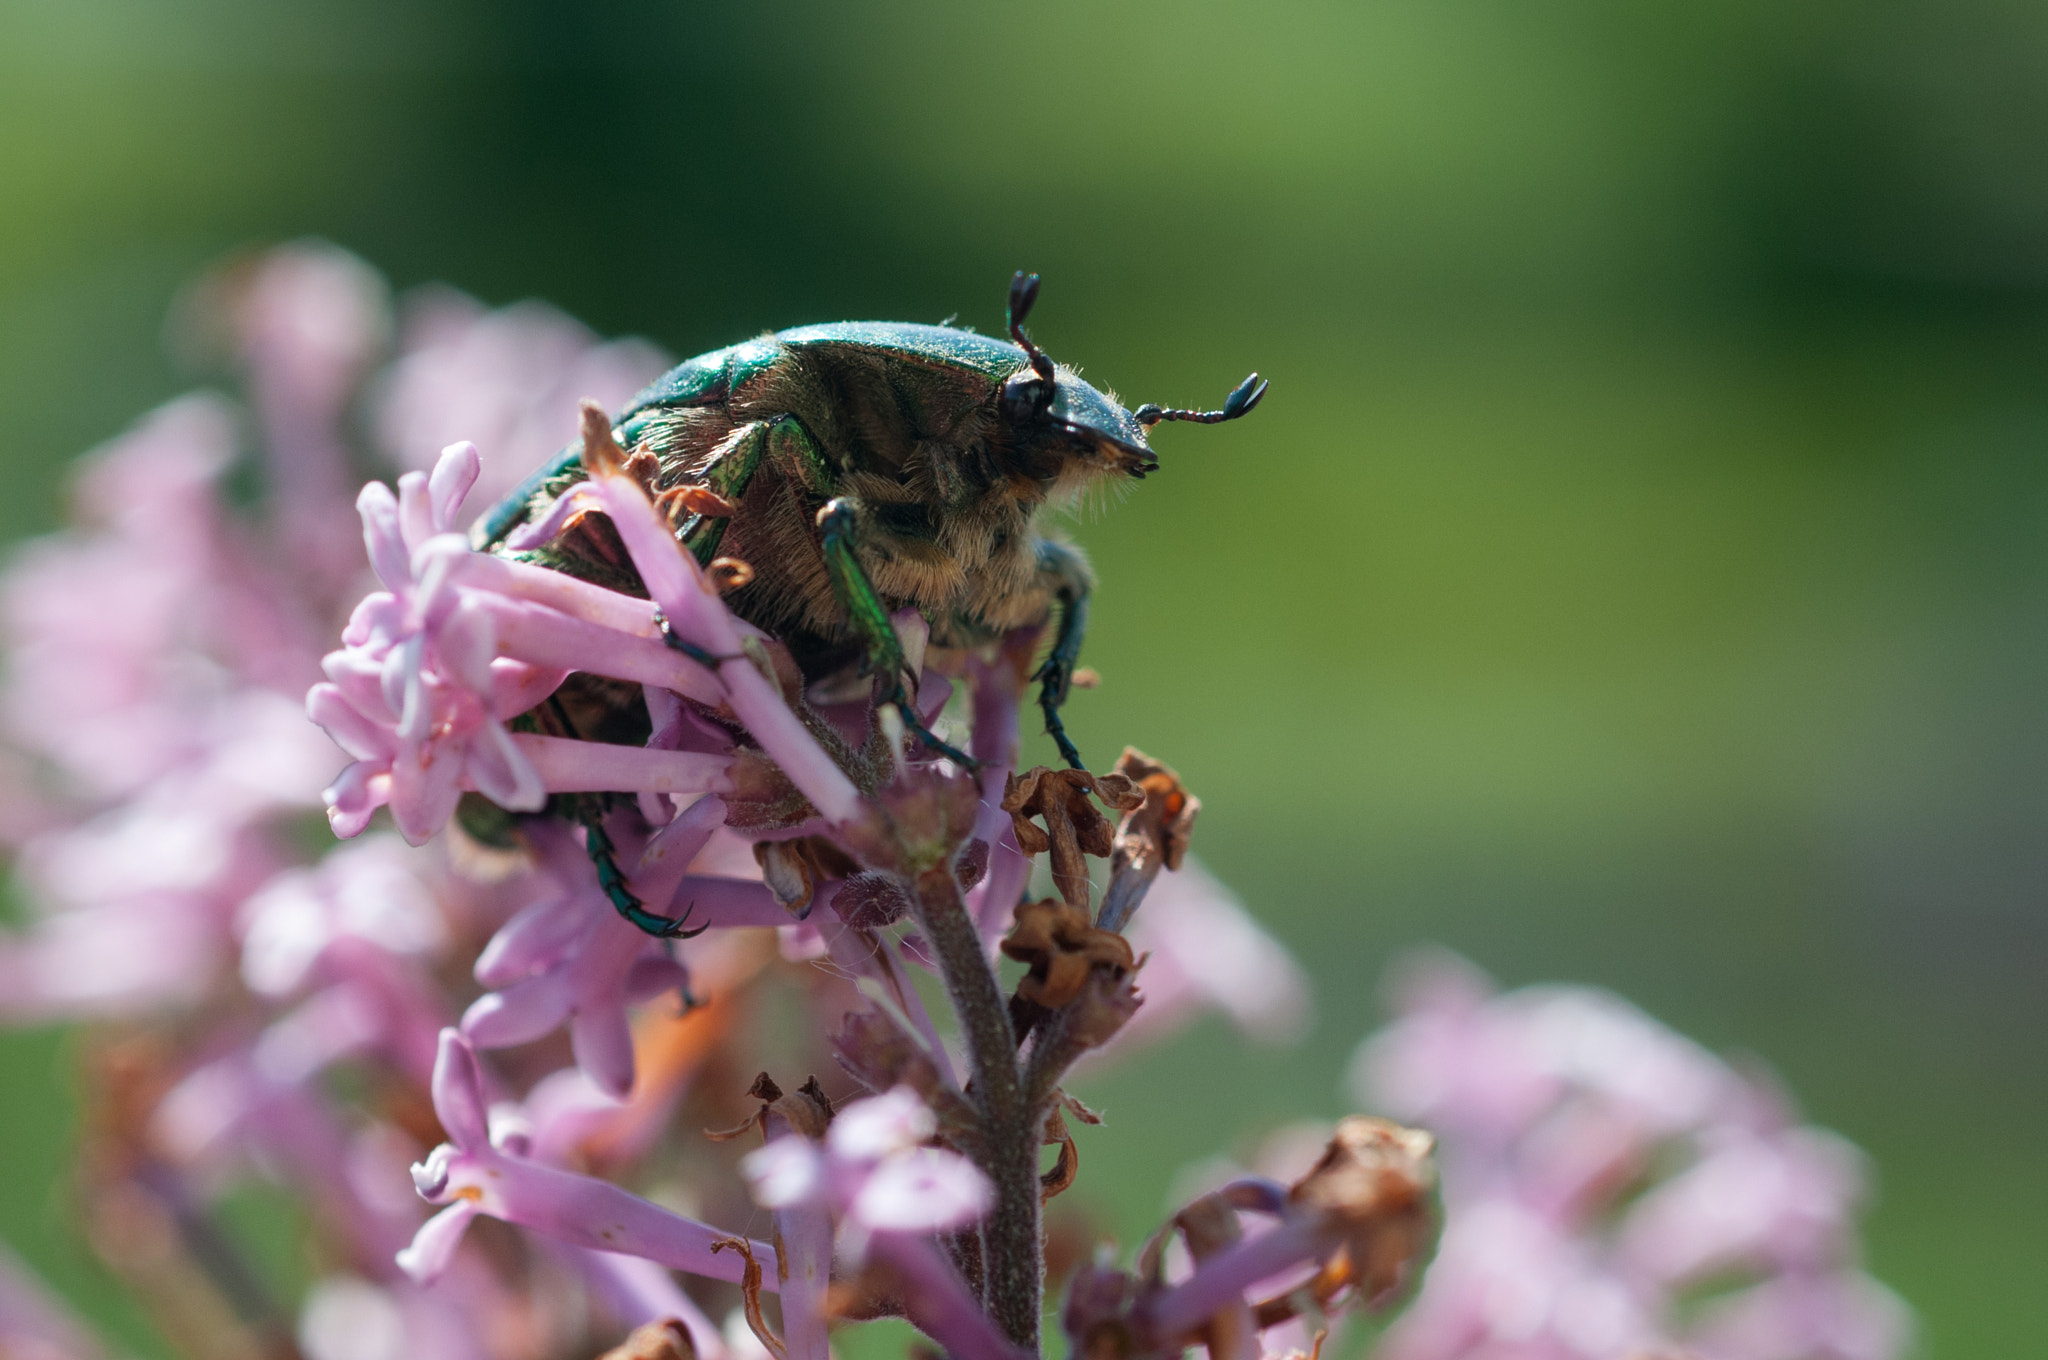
3, 0, 2045, 1354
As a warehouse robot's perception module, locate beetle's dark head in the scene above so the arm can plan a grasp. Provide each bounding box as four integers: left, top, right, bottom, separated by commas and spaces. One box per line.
997, 272, 1265, 494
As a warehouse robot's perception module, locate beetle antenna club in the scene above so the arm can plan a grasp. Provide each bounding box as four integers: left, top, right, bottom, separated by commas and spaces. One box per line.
1003, 270, 1058, 415
1006, 270, 1052, 372
1133, 371, 1269, 426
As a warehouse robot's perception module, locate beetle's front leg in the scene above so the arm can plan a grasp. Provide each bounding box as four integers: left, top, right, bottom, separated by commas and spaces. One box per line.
816, 498, 978, 769
664, 415, 833, 563
1031, 538, 1093, 770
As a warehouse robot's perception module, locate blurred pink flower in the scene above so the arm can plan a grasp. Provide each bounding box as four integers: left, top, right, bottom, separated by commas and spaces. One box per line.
1353, 950, 1911, 1360
215, 240, 393, 593
1113, 858, 1311, 1051
741, 1088, 1015, 1360
374, 288, 667, 516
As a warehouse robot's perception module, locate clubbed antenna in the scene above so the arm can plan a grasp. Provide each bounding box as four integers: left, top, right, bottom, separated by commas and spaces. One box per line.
1133, 372, 1269, 427
1006, 270, 1056, 384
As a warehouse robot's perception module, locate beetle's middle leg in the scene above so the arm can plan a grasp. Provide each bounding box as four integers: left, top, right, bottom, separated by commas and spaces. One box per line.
1030, 538, 1092, 770
544, 694, 706, 940
580, 806, 710, 939
816, 498, 978, 769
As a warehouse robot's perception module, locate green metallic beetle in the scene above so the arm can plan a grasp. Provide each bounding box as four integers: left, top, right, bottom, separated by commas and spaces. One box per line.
472, 273, 1263, 934
477, 272, 1263, 764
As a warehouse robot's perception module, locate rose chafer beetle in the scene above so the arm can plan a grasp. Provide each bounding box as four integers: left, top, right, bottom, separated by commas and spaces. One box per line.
471, 272, 1263, 935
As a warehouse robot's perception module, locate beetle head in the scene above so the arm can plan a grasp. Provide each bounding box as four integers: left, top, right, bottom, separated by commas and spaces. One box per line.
998, 272, 1265, 485
1001, 272, 1158, 479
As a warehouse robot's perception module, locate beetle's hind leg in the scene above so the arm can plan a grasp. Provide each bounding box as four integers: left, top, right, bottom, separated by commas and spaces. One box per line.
579, 804, 709, 940
1031, 539, 1092, 770
816, 498, 978, 769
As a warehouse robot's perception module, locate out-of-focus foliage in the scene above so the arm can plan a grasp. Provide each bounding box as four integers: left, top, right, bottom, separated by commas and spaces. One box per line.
1, 2, 2044, 1356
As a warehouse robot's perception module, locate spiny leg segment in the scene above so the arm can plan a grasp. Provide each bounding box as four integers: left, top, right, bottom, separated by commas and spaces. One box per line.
542, 696, 706, 941
1031, 539, 1092, 770
817, 498, 978, 769
579, 807, 709, 940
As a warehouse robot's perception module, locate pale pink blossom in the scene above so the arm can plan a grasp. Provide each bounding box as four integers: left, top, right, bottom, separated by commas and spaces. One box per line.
400, 1030, 777, 1289
740, 1088, 1013, 1360
461, 815, 781, 1098
310, 444, 557, 841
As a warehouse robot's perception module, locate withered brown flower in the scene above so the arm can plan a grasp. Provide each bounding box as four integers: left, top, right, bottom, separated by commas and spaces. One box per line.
1110, 748, 1199, 877
1287, 1116, 1438, 1306
1001, 766, 1144, 912
1000, 898, 1136, 1009
751, 836, 860, 917
706, 1071, 834, 1143
1099, 748, 1202, 930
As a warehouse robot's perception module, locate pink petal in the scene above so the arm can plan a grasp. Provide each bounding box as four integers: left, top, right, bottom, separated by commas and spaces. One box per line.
450, 550, 661, 637
467, 721, 547, 813
383, 636, 421, 736
488, 658, 570, 720
851, 1148, 991, 1234
396, 470, 436, 554
395, 1200, 481, 1285
342, 591, 406, 648
571, 1001, 636, 1101
478, 594, 722, 706
740, 1136, 825, 1209
474, 897, 589, 986
387, 740, 462, 846
307, 684, 397, 762
829, 1088, 936, 1163
511, 733, 731, 796
356, 481, 411, 591
435, 599, 499, 695
323, 762, 390, 839
463, 971, 574, 1048
321, 648, 395, 718
429, 1029, 491, 1150
428, 441, 482, 530
624, 955, 689, 1003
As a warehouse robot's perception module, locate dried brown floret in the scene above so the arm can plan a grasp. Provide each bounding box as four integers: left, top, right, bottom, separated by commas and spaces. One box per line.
706, 1072, 834, 1143
1001, 766, 1145, 912
1285, 1117, 1437, 1307
834, 871, 915, 929
1040, 1104, 1080, 1202
1001, 898, 1135, 1009
1110, 748, 1200, 878
752, 836, 860, 917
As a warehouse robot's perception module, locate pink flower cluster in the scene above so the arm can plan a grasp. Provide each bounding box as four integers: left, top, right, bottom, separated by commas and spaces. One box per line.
0, 243, 1328, 1360
0, 243, 1915, 1360
1351, 951, 1912, 1360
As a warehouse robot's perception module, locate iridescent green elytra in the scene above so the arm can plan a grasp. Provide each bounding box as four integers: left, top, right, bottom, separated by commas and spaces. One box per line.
472, 273, 1264, 935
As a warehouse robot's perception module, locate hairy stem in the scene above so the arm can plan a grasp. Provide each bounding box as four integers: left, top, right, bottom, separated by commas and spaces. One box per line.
911, 864, 1041, 1353
1021, 1006, 1083, 1115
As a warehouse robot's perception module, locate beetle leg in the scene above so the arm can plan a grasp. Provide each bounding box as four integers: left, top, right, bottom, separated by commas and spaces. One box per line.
1031, 538, 1093, 770
581, 809, 709, 939
672, 415, 834, 563
816, 497, 978, 769
673, 421, 764, 562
